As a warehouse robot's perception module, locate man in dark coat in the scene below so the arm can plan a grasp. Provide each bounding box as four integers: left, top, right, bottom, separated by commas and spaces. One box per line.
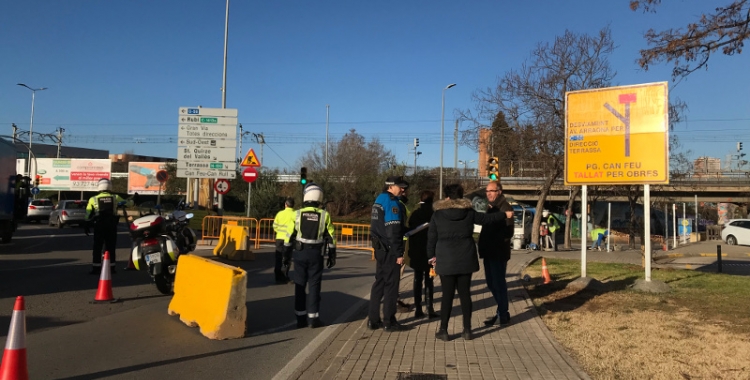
478, 181, 515, 326
406, 190, 438, 319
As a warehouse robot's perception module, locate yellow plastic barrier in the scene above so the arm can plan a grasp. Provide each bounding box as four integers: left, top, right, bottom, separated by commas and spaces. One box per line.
167, 254, 247, 340
201, 216, 259, 248
213, 224, 255, 261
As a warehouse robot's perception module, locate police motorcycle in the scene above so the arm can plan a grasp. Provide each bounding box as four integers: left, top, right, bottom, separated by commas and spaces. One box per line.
128, 202, 195, 295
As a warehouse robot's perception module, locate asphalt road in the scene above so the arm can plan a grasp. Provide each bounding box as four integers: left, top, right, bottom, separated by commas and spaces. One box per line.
0, 222, 377, 379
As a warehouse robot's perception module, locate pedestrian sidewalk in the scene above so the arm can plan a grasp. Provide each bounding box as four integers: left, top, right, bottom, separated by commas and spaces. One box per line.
312, 251, 592, 380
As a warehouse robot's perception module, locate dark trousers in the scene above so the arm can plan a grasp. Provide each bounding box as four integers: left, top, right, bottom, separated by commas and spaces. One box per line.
413, 269, 434, 308
275, 239, 291, 280
368, 249, 400, 324
439, 273, 473, 330
484, 257, 509, 320
293, 248, 324, 319
92, 220, 117, 266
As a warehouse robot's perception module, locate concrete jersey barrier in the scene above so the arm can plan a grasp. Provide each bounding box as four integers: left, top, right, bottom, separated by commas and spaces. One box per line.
167, 254, 247, 339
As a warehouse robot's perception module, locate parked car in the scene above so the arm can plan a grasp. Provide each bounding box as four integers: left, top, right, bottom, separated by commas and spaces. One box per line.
26, 199, 54, 223
721, 219, 750, 246
48, 200, 88, 228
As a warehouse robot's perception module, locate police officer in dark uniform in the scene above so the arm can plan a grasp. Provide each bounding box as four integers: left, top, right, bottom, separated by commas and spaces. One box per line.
290, 182, 336, 329
85, 178, 132, 274
368, 175, 409, 332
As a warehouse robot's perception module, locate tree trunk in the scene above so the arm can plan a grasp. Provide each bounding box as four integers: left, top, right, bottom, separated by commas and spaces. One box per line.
531, 167, 562, 245
564, 187, 581, 249
628, 185, 640, 249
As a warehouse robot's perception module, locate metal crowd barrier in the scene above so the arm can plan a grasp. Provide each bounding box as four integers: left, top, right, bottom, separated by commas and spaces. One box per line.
333, 222, 374, 259
201, 216, 374, 256
256, 218, 276, 249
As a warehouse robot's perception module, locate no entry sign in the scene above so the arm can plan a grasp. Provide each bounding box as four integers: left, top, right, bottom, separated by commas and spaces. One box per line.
242, 167, 258, 183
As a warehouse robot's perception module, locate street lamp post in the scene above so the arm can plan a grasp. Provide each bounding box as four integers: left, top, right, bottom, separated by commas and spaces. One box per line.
458, 159, 475, 179
17, 83, 47, 176
439, 83, 456, 199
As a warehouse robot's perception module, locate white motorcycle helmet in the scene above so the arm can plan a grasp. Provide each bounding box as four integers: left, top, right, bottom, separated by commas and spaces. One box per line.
303, 183, 324, 204
97, 178, 112, 192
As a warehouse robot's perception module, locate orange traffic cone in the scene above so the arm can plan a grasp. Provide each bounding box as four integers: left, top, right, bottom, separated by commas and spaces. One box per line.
0, 296, 29, 380
124, 253, 137, 271
93, 252, 119, 303
541, 258, 553, 285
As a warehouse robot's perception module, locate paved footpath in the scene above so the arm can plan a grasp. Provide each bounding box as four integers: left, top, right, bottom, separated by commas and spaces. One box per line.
302, 251, 592, 380
295, 240, 748, 380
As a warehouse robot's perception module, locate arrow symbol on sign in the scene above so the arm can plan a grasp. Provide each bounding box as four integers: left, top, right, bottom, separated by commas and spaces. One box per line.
54, 175, 69, 181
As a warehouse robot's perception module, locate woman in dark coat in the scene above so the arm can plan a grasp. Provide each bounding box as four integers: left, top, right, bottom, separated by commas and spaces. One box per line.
427, 183, 506, 341
406, 190, 438, 319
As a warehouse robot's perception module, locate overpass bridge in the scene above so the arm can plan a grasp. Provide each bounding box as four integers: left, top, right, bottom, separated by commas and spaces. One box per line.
265, 172, 748, 203
495, 174, 750, 203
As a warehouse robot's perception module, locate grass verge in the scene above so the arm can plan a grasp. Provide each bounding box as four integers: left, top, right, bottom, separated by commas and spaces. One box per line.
523, 259, 750, 379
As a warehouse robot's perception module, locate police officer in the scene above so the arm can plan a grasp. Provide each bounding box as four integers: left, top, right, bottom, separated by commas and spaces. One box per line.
85, 178, 132, 274
273, 197, 296, 284
290, 183, 336, 329
368, 175, 409, 332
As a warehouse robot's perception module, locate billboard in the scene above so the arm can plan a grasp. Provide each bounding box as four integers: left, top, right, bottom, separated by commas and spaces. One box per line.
565, 82, 669, 185
35, 158, 111, 191
128, 162, 168, 195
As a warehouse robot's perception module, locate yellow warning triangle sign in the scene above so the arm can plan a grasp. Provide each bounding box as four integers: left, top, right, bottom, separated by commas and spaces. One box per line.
241, 148, 261, 167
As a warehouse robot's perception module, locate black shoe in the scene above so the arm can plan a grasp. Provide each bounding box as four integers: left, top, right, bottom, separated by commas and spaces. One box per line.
396, 300, 412, 313
500, 313, 511, 326
414, 308, 425, 319
435, 329, 449, 341
483, 315, 498, 326
462, 329, 473, 340
367, 320, 383, 330
383, 320, 409, 332
309, 317, 324, 329
296, 316, 307, 329
426, 307, 440, 319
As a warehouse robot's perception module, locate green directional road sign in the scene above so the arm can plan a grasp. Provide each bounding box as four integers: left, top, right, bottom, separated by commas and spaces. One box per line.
209, 163, 224, 169
200, 117, 218, 123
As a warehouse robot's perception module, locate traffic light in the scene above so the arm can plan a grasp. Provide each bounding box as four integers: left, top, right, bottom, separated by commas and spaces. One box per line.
300, 167, 308, 185
738, 142, 744, 151
414, 138, 419, 148
487, 157, 499, 180
34, 175, 40, 187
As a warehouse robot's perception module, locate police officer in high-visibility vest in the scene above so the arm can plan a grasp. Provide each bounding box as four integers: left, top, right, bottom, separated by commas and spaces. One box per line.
273, 197, 296, 284
290, 183, 336, 329
85, 178, 132, 274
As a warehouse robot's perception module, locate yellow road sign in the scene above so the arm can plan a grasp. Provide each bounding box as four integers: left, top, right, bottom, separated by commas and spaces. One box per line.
240, 149, 261, 167
564, 82, 669, 185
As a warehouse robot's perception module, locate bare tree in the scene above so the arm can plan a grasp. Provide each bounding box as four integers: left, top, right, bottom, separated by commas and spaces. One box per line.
460, 28, 617, 246
299, 129, 396, 216
631, 0, 750, 79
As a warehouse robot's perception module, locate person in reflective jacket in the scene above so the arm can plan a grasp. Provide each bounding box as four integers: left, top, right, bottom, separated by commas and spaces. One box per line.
273, 197, 296, 283
85, 178, 133, 274
289, 183, 336, 329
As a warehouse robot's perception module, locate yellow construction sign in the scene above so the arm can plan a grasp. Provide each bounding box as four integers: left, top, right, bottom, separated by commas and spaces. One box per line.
240, 149, 261, 167
564, 82, 669, 185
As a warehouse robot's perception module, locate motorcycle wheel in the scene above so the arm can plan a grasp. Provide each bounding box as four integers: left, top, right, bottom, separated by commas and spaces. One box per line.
154, 274, 174, 295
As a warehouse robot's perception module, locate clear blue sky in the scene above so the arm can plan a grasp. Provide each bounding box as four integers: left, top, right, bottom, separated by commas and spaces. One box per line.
2, 1, 748, 173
